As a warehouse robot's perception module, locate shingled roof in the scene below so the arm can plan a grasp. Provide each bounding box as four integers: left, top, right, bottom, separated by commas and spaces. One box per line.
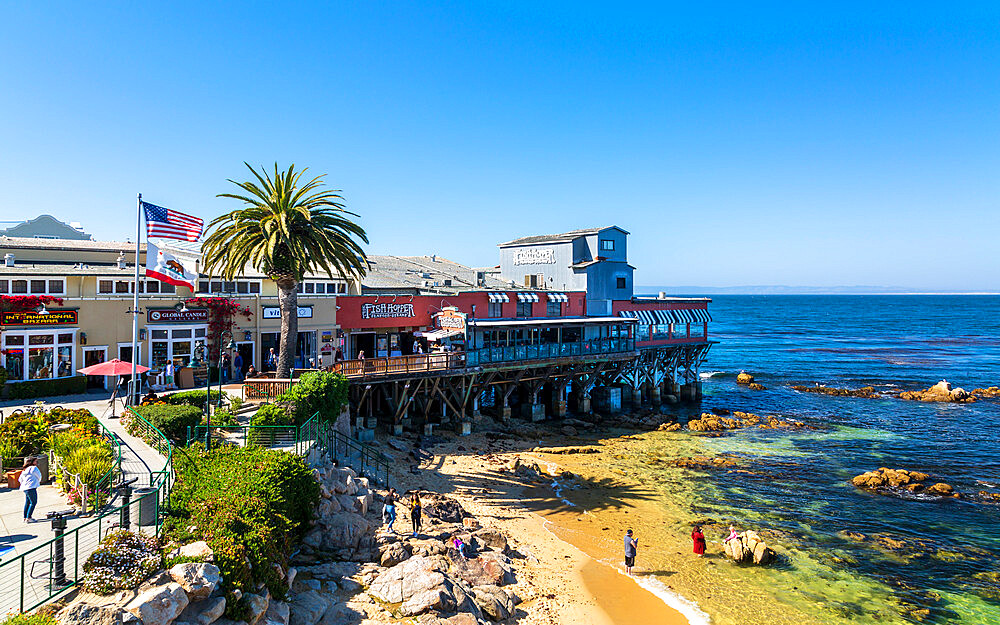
498, 226, 628, 248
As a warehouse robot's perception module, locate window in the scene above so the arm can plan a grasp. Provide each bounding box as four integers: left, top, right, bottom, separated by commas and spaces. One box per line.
516, 301, 533, 317
48, 280, 64, 294
0, 280, 7, 294
210, 281, 222, 293
616, 277, 627, 289
145, 280, 159, 293
115, 281, 129, 294
198, 280, 259, 295
249, 282, 261, 294
161, 282, 176, 294
237, 282, 249, 294
488, 302, 504, 318
198, 281, 209, 293
99, 280, 113, 294
12, 280, 27, 293
547, 300, 562, 317
2, 330, 77, 382
29, 280, 45, 294
443, 279, 452, 287
304, 283, 314, 294
600, 239, 615, 251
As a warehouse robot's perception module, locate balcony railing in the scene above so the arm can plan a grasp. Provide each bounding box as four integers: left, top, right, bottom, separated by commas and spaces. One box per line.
467, 337, 635, 366
332, 352, 467, 378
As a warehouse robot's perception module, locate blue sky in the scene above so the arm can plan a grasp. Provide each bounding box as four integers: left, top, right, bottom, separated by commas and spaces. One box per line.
1, 3, 997, 289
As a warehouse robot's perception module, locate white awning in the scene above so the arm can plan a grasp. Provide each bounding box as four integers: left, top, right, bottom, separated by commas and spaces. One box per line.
516, 292, 539, 302
422, 328, 464, 342
488, 292, 510, 303
619, 308, 711, 324
546, 292, 568, 302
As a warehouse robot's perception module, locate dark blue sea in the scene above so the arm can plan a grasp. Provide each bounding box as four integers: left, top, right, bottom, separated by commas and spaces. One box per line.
695, 295, 1000, 623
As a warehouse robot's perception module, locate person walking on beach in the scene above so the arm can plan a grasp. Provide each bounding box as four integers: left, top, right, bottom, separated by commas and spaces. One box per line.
410, 492, 422, 537
20, 458, 41, 523
692, 525, 707, 556
624, 529, 638, 575
383, 488, 397, 533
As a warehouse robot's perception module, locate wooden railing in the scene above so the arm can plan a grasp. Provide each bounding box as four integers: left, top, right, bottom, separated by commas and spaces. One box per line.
243, 377, 294, 401
331, 352, 467, 378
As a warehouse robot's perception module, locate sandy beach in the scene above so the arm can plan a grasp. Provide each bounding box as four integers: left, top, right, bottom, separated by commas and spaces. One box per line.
390, 429, 694, 625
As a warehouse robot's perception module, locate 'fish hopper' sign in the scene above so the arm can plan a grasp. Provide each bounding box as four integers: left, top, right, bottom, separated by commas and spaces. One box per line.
362, 303, 415, 319
1, 310, 78, 326
147, 308, 209, 323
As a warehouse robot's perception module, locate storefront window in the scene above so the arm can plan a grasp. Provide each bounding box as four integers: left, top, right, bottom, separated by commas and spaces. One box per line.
173, 341, 192, 367
652, 324, 670, 341
28, 347, 53, 379
4, 349, 24, 380
152, 341, 169, 367
57, 346, 73, 377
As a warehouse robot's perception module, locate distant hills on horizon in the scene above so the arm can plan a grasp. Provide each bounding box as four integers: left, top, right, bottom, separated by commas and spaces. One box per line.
638, 285, 1000, 295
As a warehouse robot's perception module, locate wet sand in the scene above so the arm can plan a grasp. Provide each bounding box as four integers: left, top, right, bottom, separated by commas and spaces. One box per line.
392, 432, 691, 625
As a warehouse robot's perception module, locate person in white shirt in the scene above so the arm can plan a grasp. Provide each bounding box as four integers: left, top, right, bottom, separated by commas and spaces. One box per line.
19, 457, 41, 523
164, 362, 175, 389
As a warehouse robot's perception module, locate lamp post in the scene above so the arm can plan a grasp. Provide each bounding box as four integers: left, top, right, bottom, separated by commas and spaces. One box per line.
217, 330, 236, 407
192, 340, 210, 448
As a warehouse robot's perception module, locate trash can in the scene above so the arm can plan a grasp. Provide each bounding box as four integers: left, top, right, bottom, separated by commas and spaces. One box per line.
33, 454, 50, 485
131, 488, 158, 527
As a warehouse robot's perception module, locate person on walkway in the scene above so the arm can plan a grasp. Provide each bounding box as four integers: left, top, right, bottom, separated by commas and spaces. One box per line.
624, 529, 638, 575
233, 352, 244, 382
383, 488, 397, 533
410, 492, 422, 537
164, 361, 176, 390
221, 352, 231, 384
20, 458, 41, 523
266, 348, 277, 372
692, 525, 707, 556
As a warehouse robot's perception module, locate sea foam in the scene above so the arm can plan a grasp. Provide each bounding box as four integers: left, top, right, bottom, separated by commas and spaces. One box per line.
700, 370, 726, 379
622, 569, 713, 625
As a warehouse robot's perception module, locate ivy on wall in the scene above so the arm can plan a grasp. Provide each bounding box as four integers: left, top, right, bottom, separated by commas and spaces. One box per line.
184, 297, 253, 362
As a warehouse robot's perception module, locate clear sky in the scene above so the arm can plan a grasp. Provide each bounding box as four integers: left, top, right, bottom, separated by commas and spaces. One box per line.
1, 3, 997, 290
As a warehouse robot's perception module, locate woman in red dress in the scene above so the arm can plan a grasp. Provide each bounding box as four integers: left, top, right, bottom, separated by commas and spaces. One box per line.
692, 525, 707, 556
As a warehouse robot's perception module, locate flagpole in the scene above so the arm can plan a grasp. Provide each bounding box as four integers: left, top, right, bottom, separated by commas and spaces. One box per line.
129, 193, 142, 406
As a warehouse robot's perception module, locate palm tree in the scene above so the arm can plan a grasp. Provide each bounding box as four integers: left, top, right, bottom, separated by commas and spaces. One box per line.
203, 163, 368, 378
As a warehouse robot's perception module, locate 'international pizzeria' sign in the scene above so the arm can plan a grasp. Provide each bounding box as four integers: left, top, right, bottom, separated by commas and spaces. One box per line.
1, 310, 78, 326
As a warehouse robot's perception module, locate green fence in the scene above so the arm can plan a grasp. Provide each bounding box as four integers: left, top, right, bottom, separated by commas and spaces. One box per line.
298, 413, 391, 488
0, 409, 173, 617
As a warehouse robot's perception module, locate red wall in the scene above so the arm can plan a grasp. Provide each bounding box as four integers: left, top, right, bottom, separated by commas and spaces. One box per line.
336, 291, 587, 331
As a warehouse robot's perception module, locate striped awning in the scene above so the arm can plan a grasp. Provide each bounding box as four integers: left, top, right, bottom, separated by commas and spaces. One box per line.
488, 292, 510, 303
516, 292, 540, 302
546, 292, 568, 302
619, 308, 712, 324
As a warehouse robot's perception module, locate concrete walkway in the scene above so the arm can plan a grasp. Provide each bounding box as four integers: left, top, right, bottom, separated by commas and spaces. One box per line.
0, 393, 168, 562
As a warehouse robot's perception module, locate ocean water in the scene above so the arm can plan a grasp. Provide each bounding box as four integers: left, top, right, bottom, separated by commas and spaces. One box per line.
544, 295, 1000, 625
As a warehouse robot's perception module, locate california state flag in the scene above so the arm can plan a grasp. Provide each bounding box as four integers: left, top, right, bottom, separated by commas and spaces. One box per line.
146, 242, 197, 290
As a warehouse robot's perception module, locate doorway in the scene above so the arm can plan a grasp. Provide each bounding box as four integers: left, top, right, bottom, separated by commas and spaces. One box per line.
261, 333, 280, 371
296, 331, 317, 368
235, 342, 254, 377
351, 332, 375, 360
83, 347, 108, 389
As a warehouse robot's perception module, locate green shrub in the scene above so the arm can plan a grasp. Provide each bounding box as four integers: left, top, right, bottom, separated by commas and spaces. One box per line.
82, 530, 162, 594
165, 389, 233, 408
2, 614, 59, 625
134, 404, 202, 443
165, 446, 319, 601
0, 408, 99, 457
7, 376, 86, 399
249, 404, 294, 427
212, 410, 238, 427
276, 371, 348, 424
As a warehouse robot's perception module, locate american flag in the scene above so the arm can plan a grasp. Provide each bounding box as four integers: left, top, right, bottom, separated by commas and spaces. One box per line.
142, 201, 204, 241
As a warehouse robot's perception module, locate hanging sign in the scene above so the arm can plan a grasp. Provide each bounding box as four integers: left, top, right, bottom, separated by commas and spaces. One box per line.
433, 308, 467, 334
147, 308, 209, 323
262, 306, 313, 319
1, 310, 78, 326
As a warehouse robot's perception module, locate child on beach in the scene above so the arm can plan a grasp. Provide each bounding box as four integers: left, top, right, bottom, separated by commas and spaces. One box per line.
724, 525, 739, 543
692, 525, 707, 556
624, 529, 638, 575
452, 536, 468, 557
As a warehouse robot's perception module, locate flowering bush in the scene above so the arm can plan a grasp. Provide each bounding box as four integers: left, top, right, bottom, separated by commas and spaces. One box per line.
183, 297, 252, 360
2, 613, 59, 625
81, 530, 162, 595
0, 408, 99, 457
165, 446, 318, 600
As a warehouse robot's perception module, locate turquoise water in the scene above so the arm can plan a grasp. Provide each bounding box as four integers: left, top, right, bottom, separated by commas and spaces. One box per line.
685, 295, 1000, 623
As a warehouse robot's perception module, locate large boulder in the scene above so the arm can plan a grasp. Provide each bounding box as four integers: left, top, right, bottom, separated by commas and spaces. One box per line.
176, 596, 227, 625
125, 582, 190, 625
380, 541, 412, 567
724, 531, 775, 566
263, 600, 290, 625
169, 562, 222, 601
178, 541, 215, 562
288, 590, 331, 625
472, 528, 508, 554
56, 601, 125, 625
473, 585, 514, 621
368, 556, 448, 604
320, 512, 371, 550
736, 372, 754, 385
245, 592, 270, 625
449, 552, 514, 586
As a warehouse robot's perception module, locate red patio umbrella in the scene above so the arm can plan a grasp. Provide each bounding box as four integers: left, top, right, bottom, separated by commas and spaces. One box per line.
77, 359, 151, 417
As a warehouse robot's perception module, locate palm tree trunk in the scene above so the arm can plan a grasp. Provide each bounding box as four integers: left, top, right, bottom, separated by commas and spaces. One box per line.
276, 280, 298, 379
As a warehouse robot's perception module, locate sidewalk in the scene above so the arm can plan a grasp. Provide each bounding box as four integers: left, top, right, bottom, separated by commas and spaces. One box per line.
0, 394, 168, 563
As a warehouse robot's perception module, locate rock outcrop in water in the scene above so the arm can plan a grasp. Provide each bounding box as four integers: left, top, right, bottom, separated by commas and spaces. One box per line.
736, 372, 755, 385
686, 411, 808, 432
851, 468, 959, 497
748, 382, 767, 391
972, 386, 1000, 399
723, 530, 775, 565
898, 380, 975, 403
791, 384, 882, 398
